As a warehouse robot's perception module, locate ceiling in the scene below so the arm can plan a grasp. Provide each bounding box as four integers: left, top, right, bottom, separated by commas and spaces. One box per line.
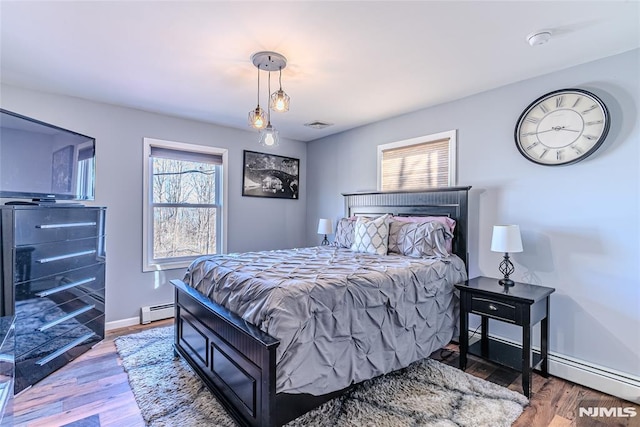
1, 1, 638, 142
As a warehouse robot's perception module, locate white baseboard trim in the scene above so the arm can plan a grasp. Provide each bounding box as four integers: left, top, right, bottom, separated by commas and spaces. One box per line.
105, 317, 140, 331
468, 332, 640, 404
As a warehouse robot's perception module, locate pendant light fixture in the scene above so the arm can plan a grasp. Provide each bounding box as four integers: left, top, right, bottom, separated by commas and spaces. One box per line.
247, 67, 266, 130
249, 51, 288, 147
270, 67, 290, 113
259, 71, 279, 147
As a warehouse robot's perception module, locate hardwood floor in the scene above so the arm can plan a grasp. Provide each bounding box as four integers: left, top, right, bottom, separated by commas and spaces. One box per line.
4, 320, 638, 427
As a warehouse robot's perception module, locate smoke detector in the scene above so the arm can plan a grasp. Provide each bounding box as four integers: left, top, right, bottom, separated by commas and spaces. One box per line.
527, 31, 552, 46
304, 121, 333, 130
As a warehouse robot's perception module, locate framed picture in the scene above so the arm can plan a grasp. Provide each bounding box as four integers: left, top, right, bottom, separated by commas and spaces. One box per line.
242, 150, 299, 200
52, 145, 74, 193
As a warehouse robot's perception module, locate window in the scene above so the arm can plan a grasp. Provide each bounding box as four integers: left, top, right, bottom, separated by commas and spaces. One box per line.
377, 130, 457, 191
143, 138, 227, 272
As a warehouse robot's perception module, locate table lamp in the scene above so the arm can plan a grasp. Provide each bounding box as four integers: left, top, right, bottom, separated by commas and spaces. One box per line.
317, 218, 333, 246
490, 225, 523, 286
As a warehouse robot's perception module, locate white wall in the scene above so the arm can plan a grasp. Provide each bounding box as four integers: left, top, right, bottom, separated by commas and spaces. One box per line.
306, 50, 639, 384
0, 84, 307, 323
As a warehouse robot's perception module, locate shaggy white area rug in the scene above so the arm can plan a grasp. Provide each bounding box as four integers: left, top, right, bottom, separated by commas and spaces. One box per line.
115, 326, 528, 426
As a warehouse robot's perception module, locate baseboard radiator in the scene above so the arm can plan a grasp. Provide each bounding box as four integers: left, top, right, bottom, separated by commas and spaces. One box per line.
468, 331, 640, 404
140, 303, 174, 324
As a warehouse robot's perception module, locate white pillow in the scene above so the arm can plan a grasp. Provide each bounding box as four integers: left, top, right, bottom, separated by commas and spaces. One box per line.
351, 214, 390, 255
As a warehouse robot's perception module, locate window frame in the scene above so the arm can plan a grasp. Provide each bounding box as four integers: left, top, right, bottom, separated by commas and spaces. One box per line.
142, 137, 228, 272
376, 129, 457, 191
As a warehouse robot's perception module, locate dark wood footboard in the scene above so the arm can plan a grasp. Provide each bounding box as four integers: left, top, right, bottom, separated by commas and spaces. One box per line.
172, 279, 349, 427
172, 279, 280, 426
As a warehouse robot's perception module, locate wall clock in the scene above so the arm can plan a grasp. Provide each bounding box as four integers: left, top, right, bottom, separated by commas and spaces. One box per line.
514, 88, 610, 166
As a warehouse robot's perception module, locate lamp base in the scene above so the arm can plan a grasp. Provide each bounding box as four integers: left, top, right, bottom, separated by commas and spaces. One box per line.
498, 253, 516, 287
321, 235, 329, 246
499, 278, 515, 287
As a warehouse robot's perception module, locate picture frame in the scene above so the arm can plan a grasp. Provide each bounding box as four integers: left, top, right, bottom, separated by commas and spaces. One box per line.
242, 150, 299, 200
51, 145, 74, 193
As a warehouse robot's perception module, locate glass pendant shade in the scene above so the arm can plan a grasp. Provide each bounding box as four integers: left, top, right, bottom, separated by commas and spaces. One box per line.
270, 68, 290, 112
248, 106, 267, 130
259, 123, 279, 147
270, 89, 290, 113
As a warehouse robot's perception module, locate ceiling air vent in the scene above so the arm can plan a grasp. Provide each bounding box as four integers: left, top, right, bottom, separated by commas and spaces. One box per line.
304, 121, 333, 130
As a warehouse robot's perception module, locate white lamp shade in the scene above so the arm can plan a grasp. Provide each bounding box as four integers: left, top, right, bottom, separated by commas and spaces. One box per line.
491, 225, 523, 253
317, 218, 333, 235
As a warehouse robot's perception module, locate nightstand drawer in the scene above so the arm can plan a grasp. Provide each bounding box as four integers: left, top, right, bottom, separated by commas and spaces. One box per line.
471, 297, 516, 322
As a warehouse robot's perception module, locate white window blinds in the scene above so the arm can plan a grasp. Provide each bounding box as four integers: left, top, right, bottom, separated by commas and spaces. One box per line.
150, 146, 223, 165
381, 138, 451, 191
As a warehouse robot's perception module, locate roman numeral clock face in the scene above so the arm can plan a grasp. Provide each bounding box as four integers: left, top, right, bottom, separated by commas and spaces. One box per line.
515, 89, 610, 166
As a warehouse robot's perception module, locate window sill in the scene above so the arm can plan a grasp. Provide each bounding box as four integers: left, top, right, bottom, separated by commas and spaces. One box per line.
143, 260, 192, 273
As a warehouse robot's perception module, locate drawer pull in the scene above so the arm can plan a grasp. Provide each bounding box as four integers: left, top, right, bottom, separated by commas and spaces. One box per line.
38, 305, 96, 332
472, 297, 516, 310
36, 277, 96, 297
36, 222, 96, 229
35, 333, 95, 366
36, 250, 96, 264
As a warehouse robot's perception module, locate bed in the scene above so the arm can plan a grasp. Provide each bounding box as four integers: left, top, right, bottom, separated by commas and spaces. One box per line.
170, 187, 471, 427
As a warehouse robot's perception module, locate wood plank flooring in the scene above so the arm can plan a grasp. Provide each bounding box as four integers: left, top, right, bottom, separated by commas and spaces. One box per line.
3, 320, 638, 427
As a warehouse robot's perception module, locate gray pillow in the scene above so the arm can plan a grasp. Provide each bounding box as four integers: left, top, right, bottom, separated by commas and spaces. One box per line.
331, 217, 356, 248
388, 220, 405, 254
390, 221, 450, 258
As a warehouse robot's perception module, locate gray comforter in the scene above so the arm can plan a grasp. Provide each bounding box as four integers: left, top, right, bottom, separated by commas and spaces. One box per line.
183, 246, 467, 395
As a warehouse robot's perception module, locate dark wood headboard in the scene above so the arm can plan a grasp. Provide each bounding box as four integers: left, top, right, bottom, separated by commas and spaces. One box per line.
342, 186, 471, 269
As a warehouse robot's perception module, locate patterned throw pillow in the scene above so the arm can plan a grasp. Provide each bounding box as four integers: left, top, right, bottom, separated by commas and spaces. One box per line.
351, 214, 391, 255
391, 221, 450, 258
332, 217, 357, 248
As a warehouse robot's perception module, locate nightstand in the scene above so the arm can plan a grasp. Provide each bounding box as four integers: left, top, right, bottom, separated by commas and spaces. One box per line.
455, 276, 555, 397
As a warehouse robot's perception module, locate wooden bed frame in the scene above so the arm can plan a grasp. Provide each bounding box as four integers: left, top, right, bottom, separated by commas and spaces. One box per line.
171, 187, 471, 427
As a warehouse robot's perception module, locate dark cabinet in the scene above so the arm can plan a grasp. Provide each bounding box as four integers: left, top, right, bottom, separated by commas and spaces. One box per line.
0, 315, 14, 425
0, 205, 106, 394
455, 276, 555, 398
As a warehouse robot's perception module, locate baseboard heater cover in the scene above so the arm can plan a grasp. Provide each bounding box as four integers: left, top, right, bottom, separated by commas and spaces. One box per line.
140, 303, 175, 324
466, 330, 640, 404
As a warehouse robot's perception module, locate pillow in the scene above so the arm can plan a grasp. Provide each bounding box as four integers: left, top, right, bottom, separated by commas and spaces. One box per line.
391, 216, 455, 252
332, 217, 357, 248
351, 214, 391, 255
389, 221, 451, 258
393, 215, 456, 233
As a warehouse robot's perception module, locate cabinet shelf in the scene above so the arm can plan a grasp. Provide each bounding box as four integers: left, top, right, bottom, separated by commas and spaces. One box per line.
468, 339, 542, 372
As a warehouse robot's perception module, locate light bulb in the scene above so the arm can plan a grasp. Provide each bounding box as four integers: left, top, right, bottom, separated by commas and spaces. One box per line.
248, 106, 267, 130
264, 133, 275, 146
270, 89, 289, 113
